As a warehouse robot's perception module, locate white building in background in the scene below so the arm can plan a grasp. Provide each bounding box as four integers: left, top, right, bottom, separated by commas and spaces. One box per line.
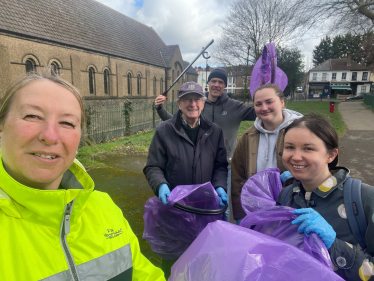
195, 66, 212, 91
308, 56, 372, 99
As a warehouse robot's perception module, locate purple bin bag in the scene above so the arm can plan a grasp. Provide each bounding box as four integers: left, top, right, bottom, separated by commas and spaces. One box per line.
249, 42, 288, 99
169, 221, 343, 281
241, 168, 282, 214
240, 206, 333, 269
143, 182, 222, 260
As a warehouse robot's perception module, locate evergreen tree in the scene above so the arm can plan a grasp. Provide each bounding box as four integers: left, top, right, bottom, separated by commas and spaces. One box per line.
312, 36, 333, 66
313, 33, 364, 66
277, 46, 304, 97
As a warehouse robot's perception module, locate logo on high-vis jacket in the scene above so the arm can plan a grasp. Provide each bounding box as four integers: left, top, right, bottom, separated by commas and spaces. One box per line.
222, 111, 227, 115
104, 228, 123, 239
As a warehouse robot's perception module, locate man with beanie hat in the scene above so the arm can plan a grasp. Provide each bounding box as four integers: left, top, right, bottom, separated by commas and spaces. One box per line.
154, 68, 256, 222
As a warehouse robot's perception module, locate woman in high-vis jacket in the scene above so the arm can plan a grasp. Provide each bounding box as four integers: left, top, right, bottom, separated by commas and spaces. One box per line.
0, 70, 165, 281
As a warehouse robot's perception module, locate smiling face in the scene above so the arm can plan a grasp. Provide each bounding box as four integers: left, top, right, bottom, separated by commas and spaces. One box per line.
254, 87, 285, 128
282, 127, 338, 191
208, 78, 225, 101
177, 93, 205, 126
0, 80, 82, 190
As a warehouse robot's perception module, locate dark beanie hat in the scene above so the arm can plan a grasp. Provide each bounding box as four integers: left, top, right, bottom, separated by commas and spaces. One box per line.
208, 68, 227, 86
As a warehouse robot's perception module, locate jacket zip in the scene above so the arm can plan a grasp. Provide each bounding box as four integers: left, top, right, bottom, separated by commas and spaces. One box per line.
192, 146, 196, 184
60, 200, 80, 281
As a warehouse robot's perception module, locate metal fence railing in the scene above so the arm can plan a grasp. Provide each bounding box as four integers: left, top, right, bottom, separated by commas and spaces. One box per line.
83, 100, 179, 145
364, 94, 374, 108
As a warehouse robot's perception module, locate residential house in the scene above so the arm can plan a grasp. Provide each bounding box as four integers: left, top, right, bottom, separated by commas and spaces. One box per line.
195, 66, 212, 91
308, 57, 371, 99
195, 65, 253, 96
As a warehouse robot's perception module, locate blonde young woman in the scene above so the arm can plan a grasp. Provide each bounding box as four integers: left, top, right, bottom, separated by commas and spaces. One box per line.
231, 83, 302, 224
0, 70, 165, 281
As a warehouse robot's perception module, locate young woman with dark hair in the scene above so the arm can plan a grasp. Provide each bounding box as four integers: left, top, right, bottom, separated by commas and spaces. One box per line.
278, 113, 374, 281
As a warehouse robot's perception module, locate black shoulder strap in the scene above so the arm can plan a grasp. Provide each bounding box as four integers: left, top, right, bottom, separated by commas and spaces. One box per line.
279, 184, 293, 206
343, 177, 367, 251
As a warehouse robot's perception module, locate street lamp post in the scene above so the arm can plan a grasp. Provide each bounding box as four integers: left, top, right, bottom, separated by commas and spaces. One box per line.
243, 45, 251, 104
202, 49, 210, 92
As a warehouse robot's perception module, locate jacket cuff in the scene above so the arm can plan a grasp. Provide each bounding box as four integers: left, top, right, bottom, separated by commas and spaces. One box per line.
329, 238, 356, 270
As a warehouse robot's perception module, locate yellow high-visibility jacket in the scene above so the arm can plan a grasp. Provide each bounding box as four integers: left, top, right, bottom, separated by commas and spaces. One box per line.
0, 157, 165, 281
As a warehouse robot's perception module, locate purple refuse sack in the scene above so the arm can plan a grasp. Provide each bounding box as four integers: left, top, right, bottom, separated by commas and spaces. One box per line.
170, 221, 343, 281
249, 42, 288, 99
240, 206, 333, 269
240, 168, 334, 268
240, 168, 282, 214
143, 182, 222, 260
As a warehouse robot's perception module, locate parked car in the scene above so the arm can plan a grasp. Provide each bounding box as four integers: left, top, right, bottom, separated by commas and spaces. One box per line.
296, 87, 303, 93
345, 94, 364, 100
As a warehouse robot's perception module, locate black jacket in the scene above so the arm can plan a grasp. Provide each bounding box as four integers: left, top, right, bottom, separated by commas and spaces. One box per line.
144, 110, 228, 196
156, 92, 256, 165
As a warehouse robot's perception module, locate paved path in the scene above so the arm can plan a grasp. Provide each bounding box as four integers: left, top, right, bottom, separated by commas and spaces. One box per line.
338, 102, 374, 185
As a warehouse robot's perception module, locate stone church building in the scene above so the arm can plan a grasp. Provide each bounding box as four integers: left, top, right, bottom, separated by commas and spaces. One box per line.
0, 0, 198, 104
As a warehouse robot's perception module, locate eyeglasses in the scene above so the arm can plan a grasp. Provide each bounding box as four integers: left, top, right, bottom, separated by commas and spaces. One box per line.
181, 97, 204, 104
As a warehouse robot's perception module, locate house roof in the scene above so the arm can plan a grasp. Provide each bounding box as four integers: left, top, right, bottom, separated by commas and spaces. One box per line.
183, 61, 198, 75
311, 58, 370, 72
0, 0, 186, 68
311, 60, 331, 71
330, 58, 370, 71
222, 65, 254, 76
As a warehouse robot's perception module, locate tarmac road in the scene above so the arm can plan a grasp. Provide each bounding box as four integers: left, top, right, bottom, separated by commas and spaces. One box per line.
338, 101, 374, 186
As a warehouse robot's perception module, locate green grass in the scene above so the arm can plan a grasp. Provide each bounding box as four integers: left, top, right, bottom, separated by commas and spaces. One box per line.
77, 130, 155, 169
238, 101, 346, 138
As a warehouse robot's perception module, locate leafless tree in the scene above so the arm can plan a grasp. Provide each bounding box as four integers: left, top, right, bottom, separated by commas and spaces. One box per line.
212, 0, 318, 66
298, 0, 374, 34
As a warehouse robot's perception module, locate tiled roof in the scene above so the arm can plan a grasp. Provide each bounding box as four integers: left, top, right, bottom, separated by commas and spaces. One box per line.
0, 0, 181, 68
159, 45, 178, 67
311, 60, 331, 71
311, 58, 370, 71
330, 58, 369, 71
183, 61, 198, 75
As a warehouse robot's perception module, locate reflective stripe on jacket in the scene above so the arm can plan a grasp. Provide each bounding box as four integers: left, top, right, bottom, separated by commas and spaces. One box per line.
0, 157, 165, 281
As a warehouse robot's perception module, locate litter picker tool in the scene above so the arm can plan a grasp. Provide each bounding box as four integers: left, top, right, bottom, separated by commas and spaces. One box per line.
162, 39, 214, 96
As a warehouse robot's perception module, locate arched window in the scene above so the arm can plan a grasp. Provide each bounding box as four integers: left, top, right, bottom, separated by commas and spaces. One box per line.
104, 69, 110, 95
160, 77, 164, 94
153, 77, 157, 96
127, 73, 132, 95
50, 62, 59, 75
25, 59, 35, 73
89, 67, 95, 95
137, 74, 141, 95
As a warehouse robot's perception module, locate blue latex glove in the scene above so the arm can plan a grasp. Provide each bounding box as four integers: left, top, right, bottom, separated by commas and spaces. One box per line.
292, 208, 336, 249
158, 184, 170, 205
280, 171, 293, 183
236, 219, 242, 225
216, 187, 228, 208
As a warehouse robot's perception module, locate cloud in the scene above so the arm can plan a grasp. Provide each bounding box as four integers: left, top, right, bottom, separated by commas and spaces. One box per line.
96, 0, 323, 67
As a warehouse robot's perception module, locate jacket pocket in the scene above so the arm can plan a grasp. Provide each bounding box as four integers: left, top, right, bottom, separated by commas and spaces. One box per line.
169, 158, 180, 183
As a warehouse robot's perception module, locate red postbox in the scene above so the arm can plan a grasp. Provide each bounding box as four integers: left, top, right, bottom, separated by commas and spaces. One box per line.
329, 101, 335, 113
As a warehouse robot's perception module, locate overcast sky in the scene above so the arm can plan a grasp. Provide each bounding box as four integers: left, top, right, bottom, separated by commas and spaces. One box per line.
96, 0, 323, 69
